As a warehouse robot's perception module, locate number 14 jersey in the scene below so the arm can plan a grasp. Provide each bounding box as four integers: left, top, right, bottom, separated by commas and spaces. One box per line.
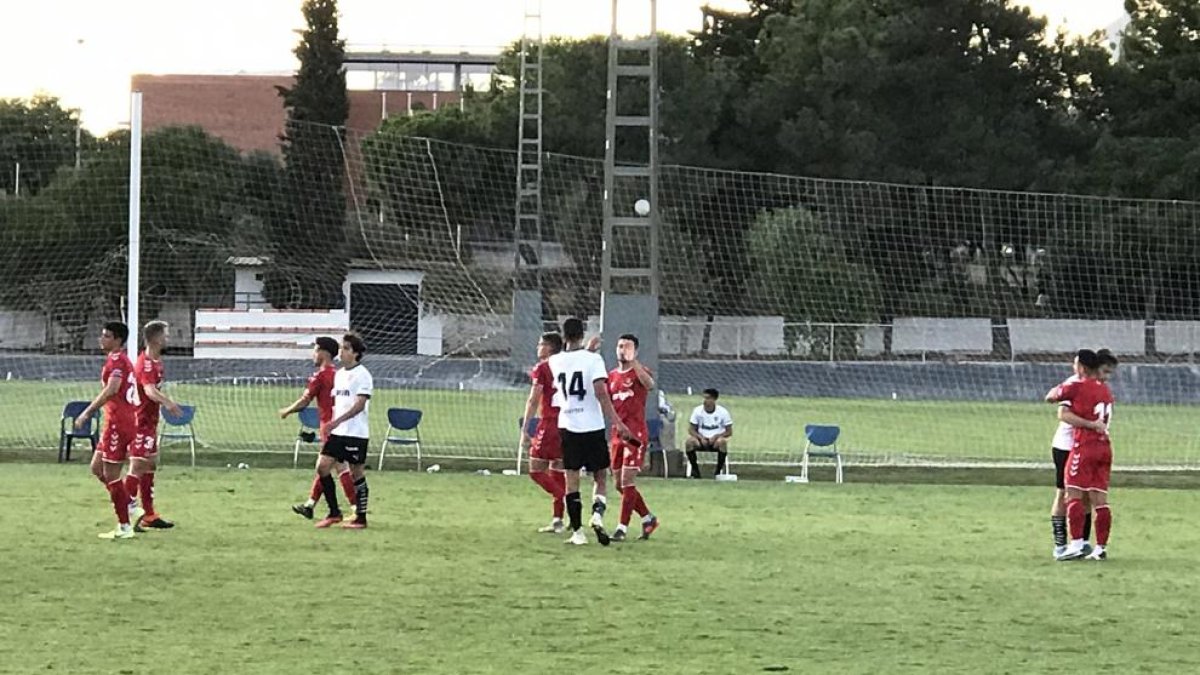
547, 349, 609, 433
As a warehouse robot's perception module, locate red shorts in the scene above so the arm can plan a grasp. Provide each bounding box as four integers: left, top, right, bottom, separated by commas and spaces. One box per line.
610, 427, 649, 470
99, 419, 136, 463
1065, 442, 1112, 493
529, 420, 562, 461
131, 430, 159, 459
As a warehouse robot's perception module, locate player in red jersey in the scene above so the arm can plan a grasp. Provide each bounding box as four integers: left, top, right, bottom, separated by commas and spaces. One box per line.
520, 332, 568, 533
282, 337, 358, 519
607, 333, 659, 541
76, 322, 139, 539
1048, 349, 1118, 561
129, 320, 183, 531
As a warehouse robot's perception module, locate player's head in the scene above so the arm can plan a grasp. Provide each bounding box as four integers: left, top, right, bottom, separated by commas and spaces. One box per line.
702, 387, 719, 411
1096, 348, 1119, 382
616, 333, 639, 365
314, 336, 339, 365
1073, 348, 1098, 376
1074, 348, 1101, 376
340, 332, 366, 366
100, 321, 128, 352
537, 332, 563, 360
561, 317, 585, 346
143, 320, 169, 351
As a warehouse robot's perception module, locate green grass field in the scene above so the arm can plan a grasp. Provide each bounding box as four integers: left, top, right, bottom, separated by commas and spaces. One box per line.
4, 379, 1199, 466
4, 464, 1200, 673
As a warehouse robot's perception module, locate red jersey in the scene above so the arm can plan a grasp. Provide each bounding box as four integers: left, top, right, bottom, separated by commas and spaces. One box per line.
531, 360, 559, 423
135, 352, 165, 436
1053, 377, 1114, 448
100, 351, 137, 428
607, 366, 648, 433
305, 364, 337, 427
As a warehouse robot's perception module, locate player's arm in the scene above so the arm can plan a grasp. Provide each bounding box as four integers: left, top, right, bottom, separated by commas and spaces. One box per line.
77, 374, 121, 428
329, 395, 369, 429
586, 335, 601, 352
142, 381, 182, 417
594, 379, 632, 439
1057, 407, 1104, 432
631, 361, 656, 391
278, 391, 314, 419
721, 423, 734, 440
520, 382, 542, 447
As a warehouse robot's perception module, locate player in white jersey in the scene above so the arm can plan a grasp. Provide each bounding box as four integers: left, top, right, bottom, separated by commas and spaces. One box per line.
547, 318, 633, 546
314, 333, 374, 530
1046, 349, 1093, 557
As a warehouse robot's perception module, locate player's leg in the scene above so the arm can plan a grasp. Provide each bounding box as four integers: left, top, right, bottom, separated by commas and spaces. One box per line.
314, 442, 344, 527
587, 433, 612, 546
129, 433, 173, 530
341, 441, 369, 529
561, 431, 588, 545
1050, 448, 1069, 556
713, 437, 729, 476
1086, 491, 1110, 560
684, 437, 702, 478
96, 429, 135, 539
1056, 485, 1089, 560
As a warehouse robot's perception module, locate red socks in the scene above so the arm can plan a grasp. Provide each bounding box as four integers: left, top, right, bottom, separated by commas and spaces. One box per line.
619, 486, 637, 526
531, 471, 566, 518
338, 470, 357, 506
309, 475, 323, 502
1094, 504, 1112, 546
106, 479, 130, 525
1066, 498, 1086, 540
124, 474, 140, 501
139, 472, 156, 516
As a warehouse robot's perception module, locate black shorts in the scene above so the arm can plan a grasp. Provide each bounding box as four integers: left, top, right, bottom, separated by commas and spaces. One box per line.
322, 435, 370, 465
1052, 447, 1070, 489
561, 429, 610, 473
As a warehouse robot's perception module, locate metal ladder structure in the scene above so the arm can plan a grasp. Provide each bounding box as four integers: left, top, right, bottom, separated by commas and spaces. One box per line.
513, 0, 545, 298
602, 0, 659, 298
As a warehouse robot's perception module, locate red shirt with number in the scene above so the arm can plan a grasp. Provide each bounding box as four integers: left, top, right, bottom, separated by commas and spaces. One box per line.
608, 366, 649, 442
101, 351, 138, 432
1053, 376, 1114, 491
305, 364, 336, 440
135, 353, 165, 438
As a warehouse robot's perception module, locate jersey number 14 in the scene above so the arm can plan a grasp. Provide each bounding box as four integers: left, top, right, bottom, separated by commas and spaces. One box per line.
557, 371, 586, 400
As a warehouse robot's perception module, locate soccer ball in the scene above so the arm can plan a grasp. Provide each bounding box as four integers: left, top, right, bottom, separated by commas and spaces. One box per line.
634, 199, 651, 216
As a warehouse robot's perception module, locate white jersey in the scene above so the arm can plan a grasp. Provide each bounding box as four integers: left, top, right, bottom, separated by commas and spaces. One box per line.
1051, 374, 1081, 450
690, 404, 733, 439
547, 348, 608, 433
331, 364, 373, 438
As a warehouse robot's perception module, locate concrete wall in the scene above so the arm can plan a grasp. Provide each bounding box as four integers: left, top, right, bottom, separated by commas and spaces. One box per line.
1009, 319, 1145, 355
891, 317, 992, 354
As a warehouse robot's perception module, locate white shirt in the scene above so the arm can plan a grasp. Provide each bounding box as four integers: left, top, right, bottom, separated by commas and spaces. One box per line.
1051, 374, 1080, 450
690, 404, 733, 439
332, 364, 373, 438
548, 348, 608, 433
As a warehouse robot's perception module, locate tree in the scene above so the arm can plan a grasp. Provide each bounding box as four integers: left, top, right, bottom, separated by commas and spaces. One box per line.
745, 206, 881, 358
0, 96, 92, 197
269, 0, 350, 308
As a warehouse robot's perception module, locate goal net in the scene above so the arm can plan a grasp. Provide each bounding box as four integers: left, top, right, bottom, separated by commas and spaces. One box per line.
2, 121, 1199, 470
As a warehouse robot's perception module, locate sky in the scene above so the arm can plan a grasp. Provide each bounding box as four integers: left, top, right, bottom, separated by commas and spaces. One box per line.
1, 0, 1127, 133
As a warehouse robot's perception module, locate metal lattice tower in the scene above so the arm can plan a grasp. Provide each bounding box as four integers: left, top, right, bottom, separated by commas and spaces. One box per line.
513, 0, 545, 296
602, 0, 659, 297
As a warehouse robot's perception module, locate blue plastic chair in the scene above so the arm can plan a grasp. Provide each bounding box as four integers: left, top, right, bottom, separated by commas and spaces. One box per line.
293, 406, 322, 468
802, 424, 843, 483
59, 400, 99, 463
379, 408, 423, 471
646, 418, 669, 478
159, 405, 197, 467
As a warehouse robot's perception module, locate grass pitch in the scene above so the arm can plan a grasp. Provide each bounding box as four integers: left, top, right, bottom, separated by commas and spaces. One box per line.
3, 379, 1199, 466
4, 464, 1200, 673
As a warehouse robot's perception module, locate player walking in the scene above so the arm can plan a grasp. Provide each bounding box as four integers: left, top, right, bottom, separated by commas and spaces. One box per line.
547, 318, 632, 546
1050, 349, 1118, 561
130, 320, 183, 531
520, 332, 567, 533
76, 322, 139, 540
607, 334, 659, 542
314, 333, 373, 529
282, 337, 357, 519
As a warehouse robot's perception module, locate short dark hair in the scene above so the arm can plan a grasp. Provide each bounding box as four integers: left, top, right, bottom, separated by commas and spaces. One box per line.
703, 388, 719, 400
315, 336, 339, 359
1075, 349, 1101, 371
618, 333, 639, 348
540, 332, 563, 353
343, 332, 366, 359
104, 321, 129, 345
1096, 348, 1118, 367
562, 317, 585, 342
